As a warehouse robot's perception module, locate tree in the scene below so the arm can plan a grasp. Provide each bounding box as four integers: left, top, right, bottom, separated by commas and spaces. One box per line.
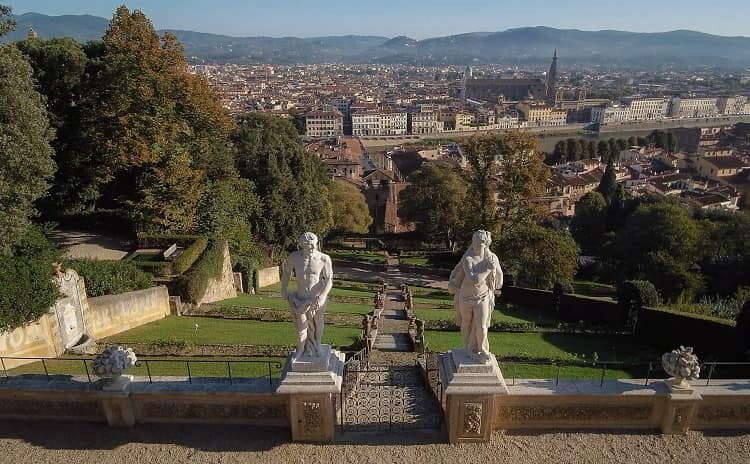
0, 43, 56, 253
596, 157, 618, 204
628, 136, 638, 147
551, 140, 567, 164
16, 37, 94, 214
597, 140, 610, 160
195, 176, 264, 289
80, 7, 233, 231
570, 192, 608, 255
608, 138, 618, 160
400, 162, 468, 250
649, 129, 669, 149
497, 223, 579, 289
587, 140, 598, 159
666, 131, 678, 153
608, 202, 703, 302
232, 113, 333, 254
329, 180, 372, 236
0, 4, 14, 36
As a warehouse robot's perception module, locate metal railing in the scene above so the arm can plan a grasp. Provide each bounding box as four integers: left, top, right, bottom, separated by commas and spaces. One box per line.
0, 356, 283, 388
497, 359, 750, 388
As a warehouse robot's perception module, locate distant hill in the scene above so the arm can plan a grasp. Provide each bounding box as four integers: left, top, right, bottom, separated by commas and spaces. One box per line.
4, 13, 750, 68
6, 12, 109, 43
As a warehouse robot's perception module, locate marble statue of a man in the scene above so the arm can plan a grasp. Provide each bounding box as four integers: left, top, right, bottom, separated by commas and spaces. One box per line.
281, 232, 333, 361
448, 230, 504, 362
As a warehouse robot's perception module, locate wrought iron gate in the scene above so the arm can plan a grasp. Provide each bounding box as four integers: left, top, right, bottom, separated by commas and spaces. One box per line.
339, 355, 443, 433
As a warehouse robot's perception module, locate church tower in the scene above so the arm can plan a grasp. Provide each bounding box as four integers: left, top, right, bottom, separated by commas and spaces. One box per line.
546, 49, 558, 104
27, 27, 39, 39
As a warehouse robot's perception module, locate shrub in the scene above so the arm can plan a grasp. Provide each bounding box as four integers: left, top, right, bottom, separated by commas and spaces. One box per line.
172, 236, 209, 275
173, 240, 226, 304
69, 260, 153, 297
617, 280, 660, 308
0, 227, 62, 332
136, 232, 204, 249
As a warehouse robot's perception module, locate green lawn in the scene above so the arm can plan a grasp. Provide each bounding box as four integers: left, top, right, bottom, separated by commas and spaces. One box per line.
414, 305, 560, 327
258, 279, 375, 299
7, 356, 287, 380
106, 316, 361, 348
327, 250, 386, 264
216, 293, 373, 316
572, 280, 617, 298
497, 362, 646, 381
399, 256, 429, 266
424, 331, 659, 363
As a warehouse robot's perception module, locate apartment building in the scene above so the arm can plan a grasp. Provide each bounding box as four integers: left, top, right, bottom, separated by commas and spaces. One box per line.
516, 103, 567, 127
409, 111, 443, 134
669, 97, 718, 118
304, 108, 343, 137
717, 96, 748, 115
352, 110, 380, 137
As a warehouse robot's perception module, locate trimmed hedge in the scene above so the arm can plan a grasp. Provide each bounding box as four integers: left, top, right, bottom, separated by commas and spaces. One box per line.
136, 233, 205, 249
618, 280, 660, 308
172, 240, 226, 304
636, 306, 739, 359
69, 260, 153, 297
172, 236, 209, 275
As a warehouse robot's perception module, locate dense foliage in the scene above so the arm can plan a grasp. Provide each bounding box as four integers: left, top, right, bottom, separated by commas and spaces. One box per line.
0, 43, 56, 254
329, 180, 372, 236
400, 162, 467, 250
0, 227, 61, 331
69, 259, 153, 297
232, 113, 333, 254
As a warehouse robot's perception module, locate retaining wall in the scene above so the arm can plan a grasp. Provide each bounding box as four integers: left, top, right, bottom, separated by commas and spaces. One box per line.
85, 287, 171, 340
198, 242, 237, 305
255, 266, 280, 289
0, 314, 63, 369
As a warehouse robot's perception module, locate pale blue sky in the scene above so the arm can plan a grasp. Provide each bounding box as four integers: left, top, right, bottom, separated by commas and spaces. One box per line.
9, 0, 750, 38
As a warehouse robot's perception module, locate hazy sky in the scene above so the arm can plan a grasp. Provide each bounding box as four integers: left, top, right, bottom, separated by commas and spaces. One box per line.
9, 0, 750, 38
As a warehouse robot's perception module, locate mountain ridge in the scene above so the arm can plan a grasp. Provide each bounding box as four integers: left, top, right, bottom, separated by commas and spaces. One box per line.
5, 13, 750, 67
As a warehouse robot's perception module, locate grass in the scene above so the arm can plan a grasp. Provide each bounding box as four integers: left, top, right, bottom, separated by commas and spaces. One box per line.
424, 331, 660, 363
258, 279, 376, 299
7, 356, 287, 380
216, 293, 373, 316
497, 362, 645, 380
105, 316, 362, 348
399, 256, 429, 266
326, 249, 386, 264
572, 280, 617, 298
414, 304, 561, 327
127, 252, 163, 263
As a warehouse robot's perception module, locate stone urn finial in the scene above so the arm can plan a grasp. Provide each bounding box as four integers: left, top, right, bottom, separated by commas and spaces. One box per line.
662, 346, 700, 393
93, 345, 137, 391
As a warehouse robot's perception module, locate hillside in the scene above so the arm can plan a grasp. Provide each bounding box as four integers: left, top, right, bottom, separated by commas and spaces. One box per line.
4, 14, 750, 67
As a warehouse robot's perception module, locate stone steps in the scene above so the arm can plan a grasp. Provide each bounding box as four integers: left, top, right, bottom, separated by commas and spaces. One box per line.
374, 333, 413, 352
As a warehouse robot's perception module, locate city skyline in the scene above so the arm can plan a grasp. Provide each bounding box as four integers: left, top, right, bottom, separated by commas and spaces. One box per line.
9, 0, 750, 39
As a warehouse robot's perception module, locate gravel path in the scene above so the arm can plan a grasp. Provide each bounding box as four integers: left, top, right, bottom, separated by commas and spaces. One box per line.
0, 421, 747, 464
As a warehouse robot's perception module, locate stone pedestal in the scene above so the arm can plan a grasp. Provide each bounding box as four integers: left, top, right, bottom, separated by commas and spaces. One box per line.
439, 349, 509, 443
276, 345, 344, 442
660, 380, 702, 434
98, 374, 135, 427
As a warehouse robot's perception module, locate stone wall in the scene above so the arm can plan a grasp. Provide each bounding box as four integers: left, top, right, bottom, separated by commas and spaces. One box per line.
255, 266, 280, 290
492, 379, 750, 434
0, 314, 63, 369
0, 378, 289, 429
85, 287, 171, 340
198, 242, 237, 305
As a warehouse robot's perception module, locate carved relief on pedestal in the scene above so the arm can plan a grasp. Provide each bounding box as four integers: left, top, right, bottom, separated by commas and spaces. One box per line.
301, 401, 322, 435
496, 405, 653, 422
697, 405, 750, 422
463, 402, 483, 436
